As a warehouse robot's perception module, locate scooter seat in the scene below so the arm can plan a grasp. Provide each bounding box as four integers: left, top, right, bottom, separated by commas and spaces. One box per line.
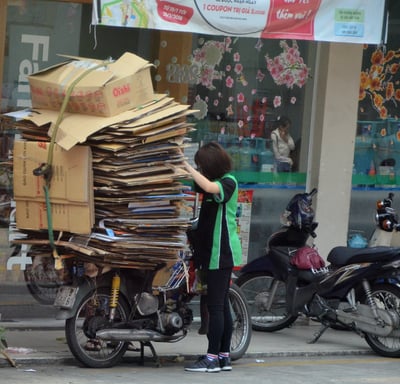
327, 246, 400, 267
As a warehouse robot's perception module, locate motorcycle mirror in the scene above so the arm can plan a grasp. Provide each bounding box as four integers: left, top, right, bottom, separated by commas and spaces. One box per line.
308, 188, 317, 197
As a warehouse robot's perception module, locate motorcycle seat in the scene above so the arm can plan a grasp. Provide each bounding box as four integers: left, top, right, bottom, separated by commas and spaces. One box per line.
327, 246, 400, 267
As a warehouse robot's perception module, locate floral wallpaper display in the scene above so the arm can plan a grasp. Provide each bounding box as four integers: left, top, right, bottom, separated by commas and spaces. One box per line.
192, 38, 310, 138
156, 36, 312, 142
355, 44, 400, 183
359, 45, 400, 120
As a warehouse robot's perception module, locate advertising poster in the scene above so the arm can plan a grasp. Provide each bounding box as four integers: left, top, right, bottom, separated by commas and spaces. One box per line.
93, 0, 386, 44
237, 189, 253, 264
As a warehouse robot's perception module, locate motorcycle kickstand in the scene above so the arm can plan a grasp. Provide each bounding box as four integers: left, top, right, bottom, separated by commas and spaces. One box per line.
308, 323, 329, 344
138, 341, 161, 367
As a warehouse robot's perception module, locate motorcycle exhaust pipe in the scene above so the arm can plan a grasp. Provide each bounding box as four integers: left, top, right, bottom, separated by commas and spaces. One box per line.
96, 328, 181, 342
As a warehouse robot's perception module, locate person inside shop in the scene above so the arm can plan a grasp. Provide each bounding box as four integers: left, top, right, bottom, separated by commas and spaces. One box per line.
181, 141, 242, 373
271, 116, 295, 172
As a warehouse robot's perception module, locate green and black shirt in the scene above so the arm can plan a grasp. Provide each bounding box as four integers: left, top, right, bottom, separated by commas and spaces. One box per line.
194, 174, 242, 270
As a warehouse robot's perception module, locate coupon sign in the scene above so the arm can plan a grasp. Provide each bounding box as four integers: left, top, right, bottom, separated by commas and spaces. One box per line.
194, 0, 268, 35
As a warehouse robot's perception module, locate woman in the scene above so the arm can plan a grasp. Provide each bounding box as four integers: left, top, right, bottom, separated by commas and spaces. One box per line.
182, 141, 242, 373
271, 116, 295, 172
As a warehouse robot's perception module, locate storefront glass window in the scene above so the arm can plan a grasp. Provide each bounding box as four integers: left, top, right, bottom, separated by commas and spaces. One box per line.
155, 34, 317, 185
354, 3, 400, 188
0, 2, 318, 317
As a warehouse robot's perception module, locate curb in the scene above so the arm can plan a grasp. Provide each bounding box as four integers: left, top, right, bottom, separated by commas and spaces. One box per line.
1, 333, 375, 369
1, 349, 374, 368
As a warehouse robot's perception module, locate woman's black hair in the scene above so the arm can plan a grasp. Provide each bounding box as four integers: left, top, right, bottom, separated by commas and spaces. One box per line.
194, 141, 232, 180
275, 115, 291, 128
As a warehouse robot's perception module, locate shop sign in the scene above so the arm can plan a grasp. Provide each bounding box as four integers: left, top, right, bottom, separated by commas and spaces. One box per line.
92, 0, 386, 44
7, 25, 51, 110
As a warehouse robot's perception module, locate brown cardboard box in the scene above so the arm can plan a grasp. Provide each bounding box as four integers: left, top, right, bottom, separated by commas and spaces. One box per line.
14, 199, 93, 234
28, 52, 155, 117
13, 140, 92, 204
13, 140, 94, 234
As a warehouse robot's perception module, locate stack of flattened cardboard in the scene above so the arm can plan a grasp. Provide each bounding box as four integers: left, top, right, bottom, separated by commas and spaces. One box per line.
11, 96, 195, 268
9, 53, 196, 269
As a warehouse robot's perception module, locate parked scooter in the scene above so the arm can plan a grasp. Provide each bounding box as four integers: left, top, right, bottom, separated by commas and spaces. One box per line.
369, 192, 400, 247
236, 189, 400, 357
50, 220, 251, 368
236, 189, 318, 332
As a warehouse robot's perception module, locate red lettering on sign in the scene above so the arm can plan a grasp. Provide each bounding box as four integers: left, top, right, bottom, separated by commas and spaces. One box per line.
262, 0, 321, 40
156, 0, 194, 25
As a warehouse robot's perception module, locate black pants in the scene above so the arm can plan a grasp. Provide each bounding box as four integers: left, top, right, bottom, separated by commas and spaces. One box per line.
206, 268, 233, 355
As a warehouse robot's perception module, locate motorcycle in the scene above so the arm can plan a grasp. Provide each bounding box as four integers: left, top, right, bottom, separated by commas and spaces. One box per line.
368, 192, 400, 247
51, 221, 251, 368
236, 189, 318, 332
236, 188, 400, 357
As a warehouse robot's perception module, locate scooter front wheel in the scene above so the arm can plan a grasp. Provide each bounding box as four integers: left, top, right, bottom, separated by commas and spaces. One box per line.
65, 288, 130, 368
364, 283, 400, 357
236, 272, 298, 332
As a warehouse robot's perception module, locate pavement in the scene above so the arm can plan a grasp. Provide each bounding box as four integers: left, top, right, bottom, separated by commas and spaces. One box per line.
0, 317, 374, 368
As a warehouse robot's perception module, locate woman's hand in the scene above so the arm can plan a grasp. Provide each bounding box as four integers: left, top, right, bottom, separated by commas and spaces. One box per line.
279, 127, 289, 143
181, 160, 220, 194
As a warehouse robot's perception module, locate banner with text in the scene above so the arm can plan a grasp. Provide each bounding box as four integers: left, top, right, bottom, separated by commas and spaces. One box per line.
92, 0, 386, 44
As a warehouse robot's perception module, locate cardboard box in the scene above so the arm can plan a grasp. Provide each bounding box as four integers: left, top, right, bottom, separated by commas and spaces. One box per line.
14, 199, 93, 234
13, 141, 92, 204
13, 140, 94, 234
28, 52, 155, 117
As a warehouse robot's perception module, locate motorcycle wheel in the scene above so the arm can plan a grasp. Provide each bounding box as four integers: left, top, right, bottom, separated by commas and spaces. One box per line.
364, 283, 400, 357
229, 283, 252, 360
24, 256, 63, 305
65, 288, 130, 368
236, 272, 298, 332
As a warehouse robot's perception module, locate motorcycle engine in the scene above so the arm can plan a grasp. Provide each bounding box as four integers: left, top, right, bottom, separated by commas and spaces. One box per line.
136, 292, 159, 315
159, 312, 183, 333
305, 295, 339, 319
158, 305, 193, 334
